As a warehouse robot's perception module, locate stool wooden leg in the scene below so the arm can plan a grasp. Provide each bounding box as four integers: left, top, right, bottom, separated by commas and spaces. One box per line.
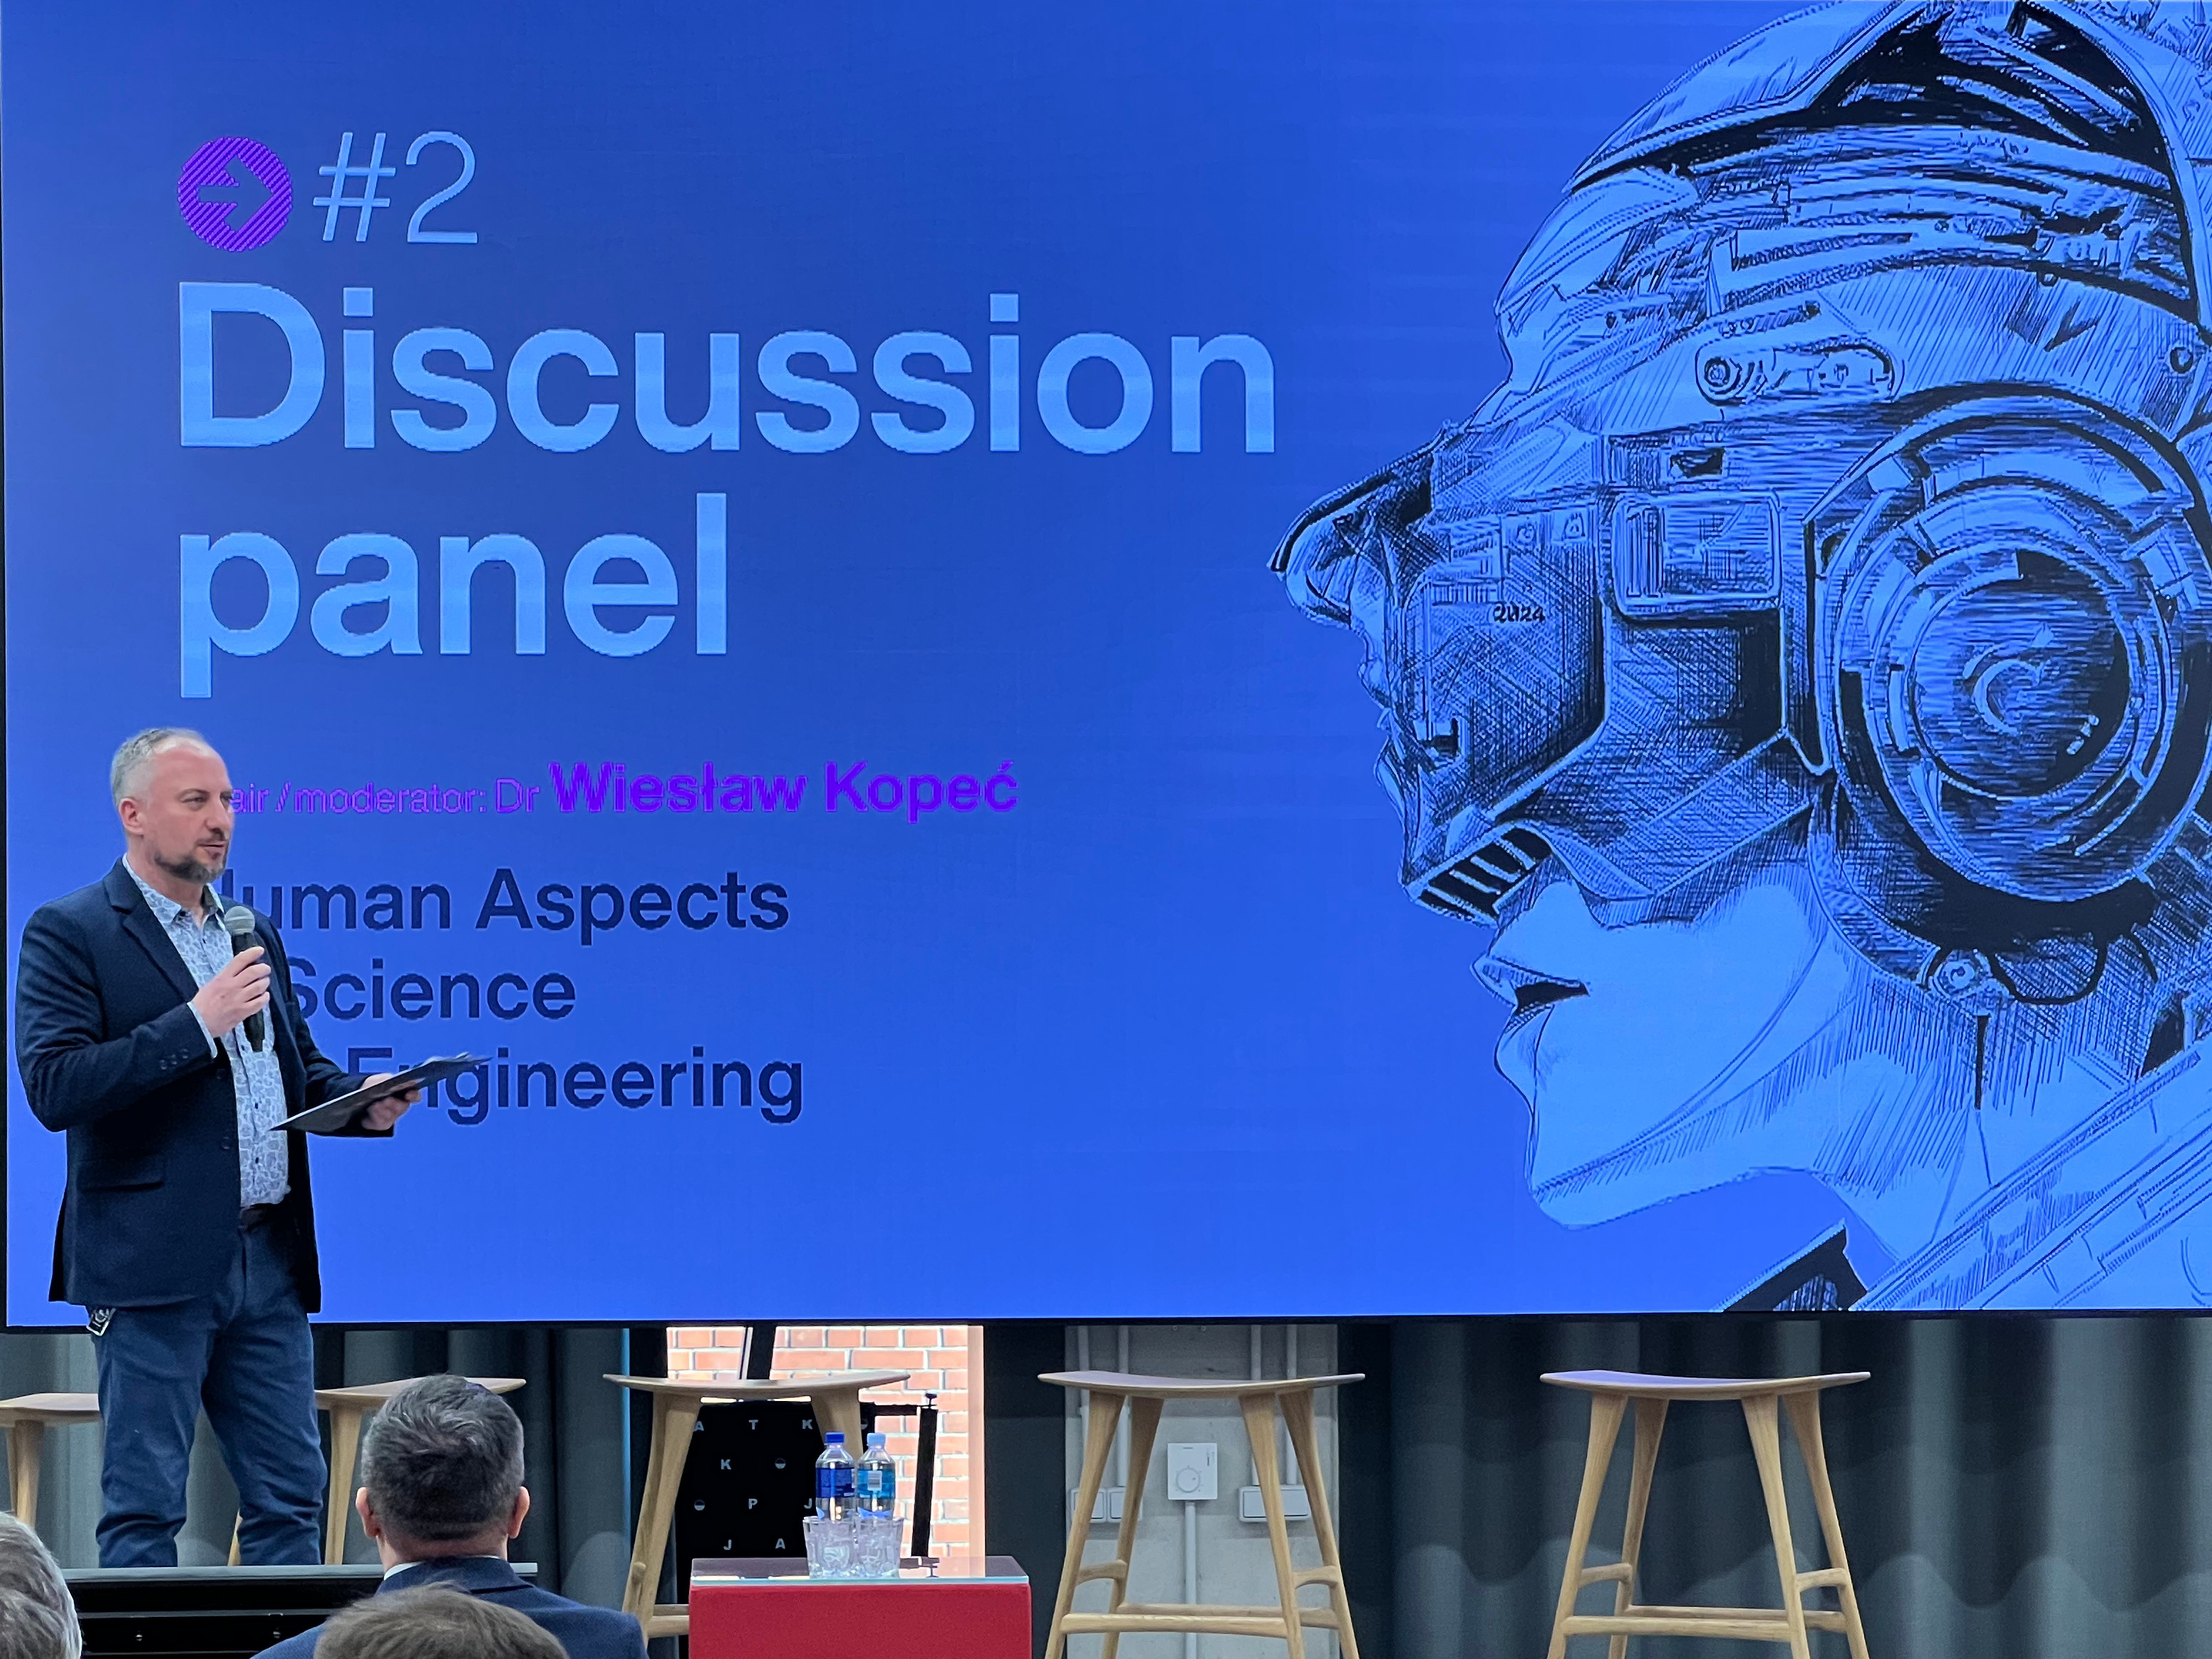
1242, 1392, 1306, 1659
810, 1385, 866, 1449
1784, 1392, 1870, 1659
622, 1392, 700, 1624
1607, 1398, 1667, 1659
1098, 1395, 1162, 1659
1283, 1387, 1361, 1659
7, 1423, 43, 1528
1743, 1396, 1812, 1659
1044, 1388, 1123, 1659
1546, 1391, 1626, 1659
323, 1405, 366, 1565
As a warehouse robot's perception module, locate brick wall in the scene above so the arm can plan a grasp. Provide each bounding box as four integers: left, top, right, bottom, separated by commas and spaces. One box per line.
667, 1325, 979, 1558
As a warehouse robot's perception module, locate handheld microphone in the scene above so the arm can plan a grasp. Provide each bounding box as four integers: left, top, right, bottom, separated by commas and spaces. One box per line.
220, 906, 267, 1052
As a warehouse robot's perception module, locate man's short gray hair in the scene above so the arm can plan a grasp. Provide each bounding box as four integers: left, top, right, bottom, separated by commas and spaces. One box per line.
0, 1512, 81, 1659
359, 1375, 526, 1544
109, 728, 213, 807
319, 1587, 562, 1659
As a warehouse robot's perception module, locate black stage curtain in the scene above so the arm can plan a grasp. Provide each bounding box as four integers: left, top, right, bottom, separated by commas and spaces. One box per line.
983, 1323, 1073, 1658
1338, 1316, 2212, 1659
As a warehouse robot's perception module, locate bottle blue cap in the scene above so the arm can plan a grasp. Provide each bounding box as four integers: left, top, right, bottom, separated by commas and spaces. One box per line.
825, 1432, 846, 1443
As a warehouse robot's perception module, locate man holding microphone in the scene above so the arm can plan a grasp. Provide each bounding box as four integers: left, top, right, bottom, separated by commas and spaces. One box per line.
15, 729, 417, 1566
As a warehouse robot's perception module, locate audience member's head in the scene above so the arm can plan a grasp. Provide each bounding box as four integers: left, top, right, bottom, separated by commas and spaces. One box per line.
0, 1513, 79, 1659
318, 1586, 563, 1659
356, 1375, 529, 1560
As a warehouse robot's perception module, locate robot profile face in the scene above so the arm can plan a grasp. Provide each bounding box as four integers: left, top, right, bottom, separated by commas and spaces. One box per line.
1276, 0, 2212, 985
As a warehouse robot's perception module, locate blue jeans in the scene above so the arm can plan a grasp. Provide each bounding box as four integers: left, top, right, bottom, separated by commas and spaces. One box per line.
91, 1215, 325, 1566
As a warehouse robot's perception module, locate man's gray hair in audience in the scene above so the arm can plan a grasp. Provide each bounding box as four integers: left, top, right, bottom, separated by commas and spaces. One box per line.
317, 1587, 563, 1659
358, 1374, 525, 1542
0, 1512, 80, 1659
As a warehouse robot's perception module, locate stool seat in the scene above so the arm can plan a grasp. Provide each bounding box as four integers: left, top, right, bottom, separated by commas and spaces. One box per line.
1541, 1370, 1870, 1659
606, 1370, 911, 1402
0, 1392, 100, 1530
1543, 1370, 1871, 1400
606, 1369, 911, 1641
317, 1377, 525, 1410
1042, 1371, 1364, 1400
0, 1394, 101, 1427
1041, 1370, 1364, 1659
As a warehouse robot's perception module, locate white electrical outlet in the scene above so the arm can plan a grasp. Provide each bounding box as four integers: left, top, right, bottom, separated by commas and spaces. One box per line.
1239, 1485, 1314, 1521
1070, 1486, 1127, 1524
1166, 1442, 1219, 1502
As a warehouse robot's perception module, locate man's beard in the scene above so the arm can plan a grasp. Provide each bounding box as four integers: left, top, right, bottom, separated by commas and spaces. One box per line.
154, 847, 224, 886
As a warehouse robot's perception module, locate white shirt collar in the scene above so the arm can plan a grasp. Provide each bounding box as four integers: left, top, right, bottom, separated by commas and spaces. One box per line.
383, 1555, 507, 1581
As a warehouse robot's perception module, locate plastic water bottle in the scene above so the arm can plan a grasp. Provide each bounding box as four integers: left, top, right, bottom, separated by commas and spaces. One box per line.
856, 1433, 899, 1574
815, 1432, 856, 1520
857, 1433, 896, 1516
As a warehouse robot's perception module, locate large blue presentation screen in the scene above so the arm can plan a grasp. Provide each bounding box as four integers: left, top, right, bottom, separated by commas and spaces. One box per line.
18, 1, 2212, 1321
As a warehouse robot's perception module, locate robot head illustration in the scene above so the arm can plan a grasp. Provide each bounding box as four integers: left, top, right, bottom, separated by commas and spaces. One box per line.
1278, 1, 2212, 1254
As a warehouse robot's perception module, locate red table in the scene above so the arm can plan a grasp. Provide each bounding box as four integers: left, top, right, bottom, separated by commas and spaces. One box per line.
688, 1556, 1031, 1659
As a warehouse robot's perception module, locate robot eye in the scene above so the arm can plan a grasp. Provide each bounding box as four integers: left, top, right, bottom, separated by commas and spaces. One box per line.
1414, 828, 1552, 923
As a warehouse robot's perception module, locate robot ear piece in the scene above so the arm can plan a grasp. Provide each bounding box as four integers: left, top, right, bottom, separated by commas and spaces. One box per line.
1811, 396, 2212, 912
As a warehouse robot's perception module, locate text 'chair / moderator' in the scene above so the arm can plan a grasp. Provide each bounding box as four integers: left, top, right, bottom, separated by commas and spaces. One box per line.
1541, 1370, 1872, 1659
1040, 1370, 1364, 1659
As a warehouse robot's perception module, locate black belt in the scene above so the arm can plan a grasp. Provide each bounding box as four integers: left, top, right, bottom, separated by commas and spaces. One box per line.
239, 1203, 283, 1230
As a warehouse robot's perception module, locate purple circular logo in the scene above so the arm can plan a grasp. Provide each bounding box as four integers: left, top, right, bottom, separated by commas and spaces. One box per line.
177, 138, 292, 251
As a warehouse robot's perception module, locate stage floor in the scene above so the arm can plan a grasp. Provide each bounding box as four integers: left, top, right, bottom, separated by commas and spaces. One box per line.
66, 1563, 537, 1658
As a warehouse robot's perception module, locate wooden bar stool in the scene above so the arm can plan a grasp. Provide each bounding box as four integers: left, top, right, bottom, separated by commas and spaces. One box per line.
315, 1376, 526, 1564
1540, 1370, 1871, 1659
606, 1368, 909, 1640
1039, 1370, 1364, 1659
0, 1393, 101, 1530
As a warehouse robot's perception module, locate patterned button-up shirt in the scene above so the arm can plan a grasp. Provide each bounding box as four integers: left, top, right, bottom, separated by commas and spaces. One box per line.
125, 865, 289, 1207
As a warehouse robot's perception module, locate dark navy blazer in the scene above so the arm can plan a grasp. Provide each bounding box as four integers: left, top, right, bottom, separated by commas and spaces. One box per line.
14, 860, 369, 1311
254, 1556, 648, 1659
